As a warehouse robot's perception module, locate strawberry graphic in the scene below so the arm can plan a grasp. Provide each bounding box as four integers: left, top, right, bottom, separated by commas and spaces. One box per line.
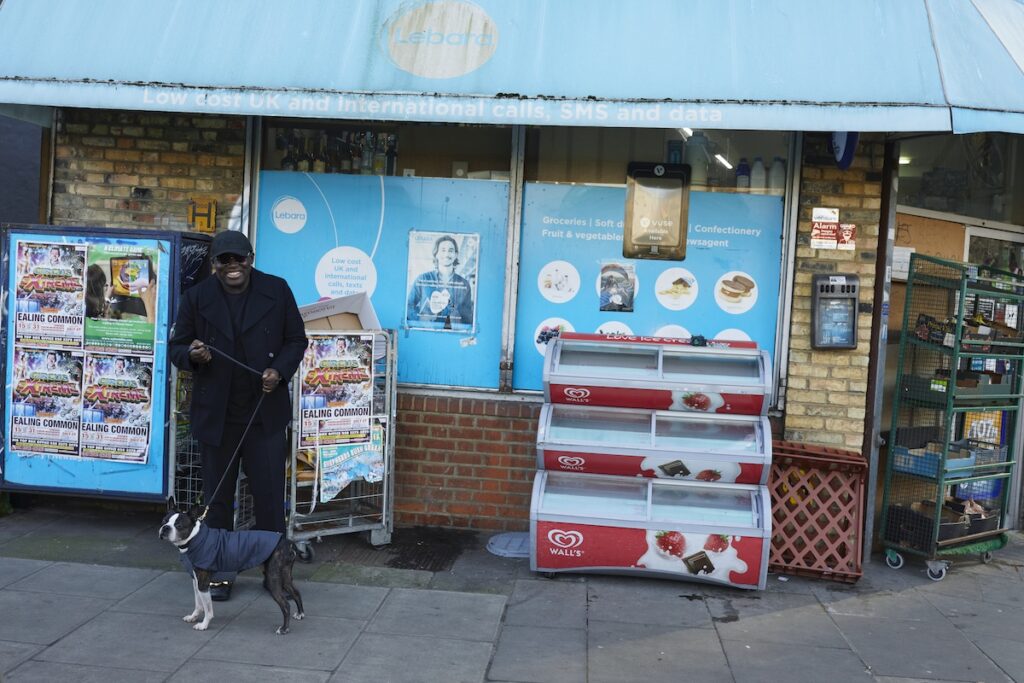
655, 531, 686, 557
682, 393, 712, 411
704, 535, 730, 553
695, 469, 722, 482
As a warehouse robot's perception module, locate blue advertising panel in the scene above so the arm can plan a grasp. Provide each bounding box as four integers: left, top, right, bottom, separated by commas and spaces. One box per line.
513, 184, 784, 390
2, 231, 172, 496
254, 172, 509, 388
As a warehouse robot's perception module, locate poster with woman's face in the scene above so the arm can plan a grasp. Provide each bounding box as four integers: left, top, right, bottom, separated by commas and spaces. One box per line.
405, 230, 479, 332
83, 244, 161, 354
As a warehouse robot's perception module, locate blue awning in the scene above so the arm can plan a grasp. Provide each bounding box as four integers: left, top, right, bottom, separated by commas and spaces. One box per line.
0, 0, 1021, 133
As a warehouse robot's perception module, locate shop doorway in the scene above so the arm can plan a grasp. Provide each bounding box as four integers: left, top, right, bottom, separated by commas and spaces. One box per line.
964, 225, 1024, 527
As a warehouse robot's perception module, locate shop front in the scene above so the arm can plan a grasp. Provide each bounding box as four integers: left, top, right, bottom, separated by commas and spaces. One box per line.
4, 0, 1024, 545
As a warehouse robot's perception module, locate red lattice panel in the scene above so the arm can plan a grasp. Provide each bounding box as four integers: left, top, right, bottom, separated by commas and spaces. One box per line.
769, 444, 866, 583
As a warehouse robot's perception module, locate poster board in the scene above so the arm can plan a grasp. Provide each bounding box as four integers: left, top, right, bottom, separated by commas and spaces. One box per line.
889, 213, 966, 333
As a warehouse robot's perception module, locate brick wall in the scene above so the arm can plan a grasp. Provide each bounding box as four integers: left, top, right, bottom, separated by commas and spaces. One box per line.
783, 133, 884, 451
51, 108, 244, 229
394, 394, 539, 531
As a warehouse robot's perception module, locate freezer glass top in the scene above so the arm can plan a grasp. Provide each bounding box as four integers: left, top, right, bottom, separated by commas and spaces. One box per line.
649, 485, 758, 527
654, 416, 760, 454
547, 406, 651, 446
540, 473, 647, 521
556, 343, 659, 379
661, 352, 762, 386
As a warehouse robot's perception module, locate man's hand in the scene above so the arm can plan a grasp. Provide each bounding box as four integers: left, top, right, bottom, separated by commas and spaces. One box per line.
262, 368, 281, 393
188, 340, 212, 365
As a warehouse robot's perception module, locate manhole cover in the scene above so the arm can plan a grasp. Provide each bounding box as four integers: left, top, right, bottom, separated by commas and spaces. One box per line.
487, 532, 530, 558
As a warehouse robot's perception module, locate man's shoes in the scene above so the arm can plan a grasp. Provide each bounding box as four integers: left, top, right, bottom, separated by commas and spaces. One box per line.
210, 580, 233, 602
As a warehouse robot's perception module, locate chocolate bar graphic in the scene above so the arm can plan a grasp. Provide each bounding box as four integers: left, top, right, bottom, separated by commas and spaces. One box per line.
659, 460, 691, 477
683, 550, 715, 575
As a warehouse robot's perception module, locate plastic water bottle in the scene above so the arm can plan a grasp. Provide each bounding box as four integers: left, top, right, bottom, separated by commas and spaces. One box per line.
684, 133, 709, 186
750, 157, 766, 190
735, 158, 750, 188
769, 156, 786, 191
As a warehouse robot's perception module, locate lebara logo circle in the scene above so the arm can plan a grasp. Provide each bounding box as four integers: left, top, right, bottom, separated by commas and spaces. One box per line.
547, 529, 584, 549
384, 0, 498, 79
271, 196, 307, 234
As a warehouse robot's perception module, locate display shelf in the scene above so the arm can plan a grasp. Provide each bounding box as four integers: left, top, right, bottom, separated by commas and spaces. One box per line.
531, 471, 770, 589
537, 403, 770, 484
881, 254, 1024, 579
544, 333, 771, 416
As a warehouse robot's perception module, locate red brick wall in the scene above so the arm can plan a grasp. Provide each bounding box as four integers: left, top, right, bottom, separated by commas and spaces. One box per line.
394, 394, 540, 531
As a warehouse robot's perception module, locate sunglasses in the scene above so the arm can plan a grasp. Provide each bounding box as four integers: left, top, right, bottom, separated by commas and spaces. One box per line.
215, 253, 249, 265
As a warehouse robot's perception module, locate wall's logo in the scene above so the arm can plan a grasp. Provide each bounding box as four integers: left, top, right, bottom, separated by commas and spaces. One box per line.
563, 387, 590, 403
557, 455, 586, 471
271, 196, 307, 234
547, 529, 584, 549
383, 1, 498, 79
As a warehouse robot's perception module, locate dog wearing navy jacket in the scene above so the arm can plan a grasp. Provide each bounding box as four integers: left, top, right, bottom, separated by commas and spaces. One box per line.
159, 497, 304, 634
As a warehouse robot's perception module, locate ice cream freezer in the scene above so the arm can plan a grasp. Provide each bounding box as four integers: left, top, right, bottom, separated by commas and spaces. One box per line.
542, 333, 772, 416
531, 470, 771, 590
537, 403, 771, 484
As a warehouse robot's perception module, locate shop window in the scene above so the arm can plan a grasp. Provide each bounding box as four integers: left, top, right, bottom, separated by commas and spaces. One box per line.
513, 127, 793, 392
899, 133, 1023, 225
255, 120, 512, 390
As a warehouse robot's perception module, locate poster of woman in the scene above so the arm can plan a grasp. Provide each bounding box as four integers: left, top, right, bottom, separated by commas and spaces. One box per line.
405, 230, 479, 332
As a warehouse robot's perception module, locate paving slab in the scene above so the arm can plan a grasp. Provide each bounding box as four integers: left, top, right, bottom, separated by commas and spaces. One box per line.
334, 632, 492, 683
970, 636, 1024, 683
110, 570, 260, 620
238, 579, 388, 621
3, 660, 168, 682
816, 589, 945, 621
706, 591, 847, 648
588, 620, 732, 683
35, 611, 215, 673
367, 588, 505, 642
312, 562, 432, 589
0, 590, 111, 645
168, 659, 332, 682
831, 614, 1013, 682
5, 562, 162, 600
489, 624, 586, 683
722, 639, 870, 683
194, 611, 361, 671
504, 579, 587, 629
0, 639, 41, 675
921, 591, 1024, 645
0, 557, 49, 589
586, 576, 713, 628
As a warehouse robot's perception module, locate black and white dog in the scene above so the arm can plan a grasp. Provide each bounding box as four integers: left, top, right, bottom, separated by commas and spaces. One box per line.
159, 497, 304, 634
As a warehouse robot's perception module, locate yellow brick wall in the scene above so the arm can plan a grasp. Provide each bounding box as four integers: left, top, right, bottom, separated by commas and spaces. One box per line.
784, 133, 884, 451
50, 109, 244, 230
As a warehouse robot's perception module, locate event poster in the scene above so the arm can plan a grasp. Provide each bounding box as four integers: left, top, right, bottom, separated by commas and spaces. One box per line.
80, 353, 153, 463
298, 333, 375, 448
319, 422, 384, 503
83, 242, 161, 354
13, 241, 86, 347
405, 230, 479, 332
9, 346, 84, 457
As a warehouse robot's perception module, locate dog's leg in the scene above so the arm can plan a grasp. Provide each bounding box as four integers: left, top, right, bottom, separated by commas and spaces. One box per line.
183, 574, 203, 623
194, 569, 214, 631
269, 582, 291, 635
283, 563, 304, 620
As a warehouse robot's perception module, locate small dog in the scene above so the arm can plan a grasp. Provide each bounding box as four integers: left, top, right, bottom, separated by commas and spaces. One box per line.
159, 497, 304, 634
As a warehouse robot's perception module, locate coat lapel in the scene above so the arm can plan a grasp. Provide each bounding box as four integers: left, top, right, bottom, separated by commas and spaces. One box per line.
197, 278, 233, 340
240, 270, 275, 334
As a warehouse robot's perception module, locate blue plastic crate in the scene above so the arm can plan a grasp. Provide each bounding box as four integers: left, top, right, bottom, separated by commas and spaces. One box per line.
892, 446, 975, 479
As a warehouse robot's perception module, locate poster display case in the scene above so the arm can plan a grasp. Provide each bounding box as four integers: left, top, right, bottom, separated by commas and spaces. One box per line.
531, 471, 770, 590
543, 333, 772, 416
0, 224, 210, 501
537, 404, 771, 484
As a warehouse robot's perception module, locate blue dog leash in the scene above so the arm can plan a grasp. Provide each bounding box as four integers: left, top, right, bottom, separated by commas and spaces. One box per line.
194, 344, 270, 523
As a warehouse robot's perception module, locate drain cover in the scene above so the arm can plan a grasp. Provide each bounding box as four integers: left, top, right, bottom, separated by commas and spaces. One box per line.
486, 532, 530, 558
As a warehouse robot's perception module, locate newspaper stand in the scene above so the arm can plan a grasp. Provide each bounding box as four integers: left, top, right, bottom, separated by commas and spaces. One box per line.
287, 329, 396, 558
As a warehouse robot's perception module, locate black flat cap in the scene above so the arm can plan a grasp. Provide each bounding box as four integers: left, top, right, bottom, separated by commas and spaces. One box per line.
210, 231, 253, 258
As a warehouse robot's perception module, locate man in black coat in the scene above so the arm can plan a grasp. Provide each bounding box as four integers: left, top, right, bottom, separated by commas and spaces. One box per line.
170, 230, 307, 600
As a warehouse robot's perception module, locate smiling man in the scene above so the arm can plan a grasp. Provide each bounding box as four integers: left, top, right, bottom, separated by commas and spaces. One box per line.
169, 230, 306, 601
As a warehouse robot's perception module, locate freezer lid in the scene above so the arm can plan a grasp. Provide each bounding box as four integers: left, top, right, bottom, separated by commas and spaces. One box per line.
661, 347, 766, 387
552, 339, 662, 380
649, 481, 762, 530
543, 403, 654, 447
538, 471, 649, 522
653, 412, 767, 456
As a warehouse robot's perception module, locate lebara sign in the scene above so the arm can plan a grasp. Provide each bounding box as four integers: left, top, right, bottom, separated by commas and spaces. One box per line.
383, 0, 498, 79
271, 196, 307, 234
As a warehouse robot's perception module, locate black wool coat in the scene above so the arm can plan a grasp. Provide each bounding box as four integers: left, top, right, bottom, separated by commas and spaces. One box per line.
169, 269, 308, 447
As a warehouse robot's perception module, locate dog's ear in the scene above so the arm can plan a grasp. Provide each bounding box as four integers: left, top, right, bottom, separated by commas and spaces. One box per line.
188, 505, 204, 521
167, 496, 177, 512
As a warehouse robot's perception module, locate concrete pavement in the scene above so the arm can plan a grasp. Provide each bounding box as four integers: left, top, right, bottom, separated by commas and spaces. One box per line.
0, 502, 1022, 682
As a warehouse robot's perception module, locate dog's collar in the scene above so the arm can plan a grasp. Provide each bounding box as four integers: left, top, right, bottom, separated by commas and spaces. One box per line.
175, 522, 203, 553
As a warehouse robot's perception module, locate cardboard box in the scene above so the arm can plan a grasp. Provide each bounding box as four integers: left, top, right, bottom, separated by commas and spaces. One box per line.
299, 293, 381, 332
